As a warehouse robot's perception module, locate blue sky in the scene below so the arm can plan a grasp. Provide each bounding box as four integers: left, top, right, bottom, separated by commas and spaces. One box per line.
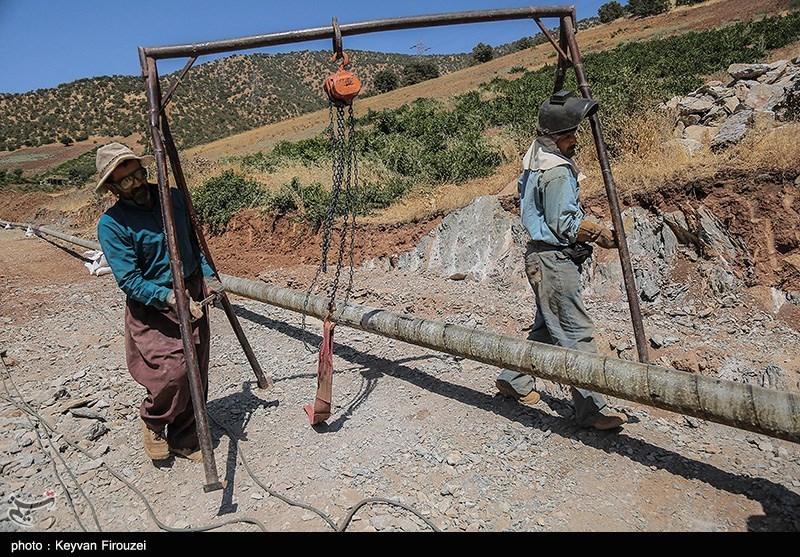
0, 1, 609, 94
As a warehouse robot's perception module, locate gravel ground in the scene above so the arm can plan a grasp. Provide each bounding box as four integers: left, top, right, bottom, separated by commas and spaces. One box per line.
1, 225, 800, 535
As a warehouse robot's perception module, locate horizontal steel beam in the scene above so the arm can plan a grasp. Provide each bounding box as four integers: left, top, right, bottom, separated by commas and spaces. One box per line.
219, 272, 800, 445
141, 7, 575, 60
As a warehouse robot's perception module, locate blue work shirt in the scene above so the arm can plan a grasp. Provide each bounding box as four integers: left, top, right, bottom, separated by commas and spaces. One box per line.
518, 164, 585, 247
97, 184, 214, 309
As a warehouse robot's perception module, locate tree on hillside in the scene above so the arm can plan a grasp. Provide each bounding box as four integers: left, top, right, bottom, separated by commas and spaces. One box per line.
599, 1, 625, 23
627, 0, 670, 17
67, 165, 95, 187
373, 69, 399, 94
470, 42, 494, 65
510, 37, 536, 52
401, 62, 440, 87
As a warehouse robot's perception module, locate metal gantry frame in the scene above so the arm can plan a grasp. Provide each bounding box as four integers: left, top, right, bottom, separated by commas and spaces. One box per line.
138, 6, 649, 491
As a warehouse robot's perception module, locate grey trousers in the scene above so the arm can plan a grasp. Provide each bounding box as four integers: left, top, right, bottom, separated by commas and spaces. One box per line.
497, 241, 610, 427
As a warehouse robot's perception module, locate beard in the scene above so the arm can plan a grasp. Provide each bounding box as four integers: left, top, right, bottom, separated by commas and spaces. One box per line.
130, 184, 152, 207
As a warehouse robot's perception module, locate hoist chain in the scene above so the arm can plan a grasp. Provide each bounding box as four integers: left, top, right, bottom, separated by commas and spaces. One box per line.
302, 103, 359, 352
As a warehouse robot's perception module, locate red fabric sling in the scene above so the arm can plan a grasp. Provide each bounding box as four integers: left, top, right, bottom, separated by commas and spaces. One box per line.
304, 317, 334, 424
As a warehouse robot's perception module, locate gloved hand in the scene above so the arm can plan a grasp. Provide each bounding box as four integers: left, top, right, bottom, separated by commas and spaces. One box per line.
166, 292, 177, 311
204, 275, 225, 298
165, 292, 204, 322
188, 299, 204, 321
577, 219, 617, 249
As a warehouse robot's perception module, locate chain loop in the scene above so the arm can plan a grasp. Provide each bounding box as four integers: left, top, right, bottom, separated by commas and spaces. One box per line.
302, 102, 359, 352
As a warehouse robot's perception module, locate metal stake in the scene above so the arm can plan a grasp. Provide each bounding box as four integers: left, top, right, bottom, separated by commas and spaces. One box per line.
158, 109, 272, 390
561, 16, 650, 364
143, 55, 224, 492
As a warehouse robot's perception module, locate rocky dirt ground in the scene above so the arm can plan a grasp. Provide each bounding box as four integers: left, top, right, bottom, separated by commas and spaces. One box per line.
1, 186, 799, 533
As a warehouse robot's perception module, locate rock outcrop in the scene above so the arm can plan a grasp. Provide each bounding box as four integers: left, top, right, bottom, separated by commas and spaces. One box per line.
666, 57, 800, 153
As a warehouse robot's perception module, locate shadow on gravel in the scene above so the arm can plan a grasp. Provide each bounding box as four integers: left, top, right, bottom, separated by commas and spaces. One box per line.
37, 235, 94, 262
206, 382, 277, 516
231, 303, 800, 532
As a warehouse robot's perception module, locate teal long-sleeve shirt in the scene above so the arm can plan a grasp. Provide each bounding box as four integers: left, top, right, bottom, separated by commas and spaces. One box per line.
518, 164, 585, 247
97, 184, 214, 309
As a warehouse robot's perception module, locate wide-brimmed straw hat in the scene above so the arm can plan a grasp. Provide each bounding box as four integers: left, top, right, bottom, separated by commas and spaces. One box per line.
94, 142, 154, 194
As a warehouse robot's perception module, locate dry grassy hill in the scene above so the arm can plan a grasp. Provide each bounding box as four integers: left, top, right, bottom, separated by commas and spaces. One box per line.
188, 0, 792, 162
0, 0, 797, 232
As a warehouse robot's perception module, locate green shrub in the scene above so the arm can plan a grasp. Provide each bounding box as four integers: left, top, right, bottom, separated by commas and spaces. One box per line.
357, 178, 412, 211
373, 69, 400, 94
263, 178, 331, 231
401, 62, 440, 86
262, 176, 412, 230
192, 170, 266, 235
35, 148, 97, 190
627, 0, 670, 17
598, 1, 625, 23
470, 43, 494, 66
239, 137, 330, 171
358, 96, 504, 184
66, 165, 95, 187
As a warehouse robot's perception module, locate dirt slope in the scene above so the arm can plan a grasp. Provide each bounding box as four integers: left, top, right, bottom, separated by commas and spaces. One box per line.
186, 0, 794, 162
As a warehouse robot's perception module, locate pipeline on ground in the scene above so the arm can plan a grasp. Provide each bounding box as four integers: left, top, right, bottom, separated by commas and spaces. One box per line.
2, 219, 798, 445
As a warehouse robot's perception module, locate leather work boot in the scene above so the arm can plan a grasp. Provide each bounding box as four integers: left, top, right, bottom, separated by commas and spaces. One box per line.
518, 391, 542, 406
170, 446, 203, 462
141, 420, 170, 460
495, 379, 541, 407
591, 412, 627, 431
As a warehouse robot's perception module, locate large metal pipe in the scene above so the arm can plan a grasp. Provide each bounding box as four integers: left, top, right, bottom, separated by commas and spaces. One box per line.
4, 220, 799, 444
219, 272, 800, 445
1, 221, 100, 251
141, 7, 575, 60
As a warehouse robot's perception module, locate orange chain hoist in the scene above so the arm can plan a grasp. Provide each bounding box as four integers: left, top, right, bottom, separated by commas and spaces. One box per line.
323, 51, 361, 107
304, 17, 361, 426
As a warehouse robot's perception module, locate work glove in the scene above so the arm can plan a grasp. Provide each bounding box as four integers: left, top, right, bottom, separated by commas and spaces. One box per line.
576, 219, 617, 249
188, 299, 204, 321
165, 292, 204, 322
204, 275, 225, 298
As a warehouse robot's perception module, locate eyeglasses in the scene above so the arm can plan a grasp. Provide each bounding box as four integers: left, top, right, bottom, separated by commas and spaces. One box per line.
112, 167, 147, 189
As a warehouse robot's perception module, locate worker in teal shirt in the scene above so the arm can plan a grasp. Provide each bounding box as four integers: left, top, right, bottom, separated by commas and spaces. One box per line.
98, 172, 215, 309
495, 91, 628, 431
95, 142, 224, 462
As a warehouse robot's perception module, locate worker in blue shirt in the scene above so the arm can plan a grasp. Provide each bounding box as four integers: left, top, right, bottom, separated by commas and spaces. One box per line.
495, 91, 628, 431
95, 142, 224, 461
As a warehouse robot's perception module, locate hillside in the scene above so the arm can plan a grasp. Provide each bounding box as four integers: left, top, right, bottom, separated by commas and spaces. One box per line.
186, 0, 796, 163
1, 0, 792, 181
0, 50, 469, 153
